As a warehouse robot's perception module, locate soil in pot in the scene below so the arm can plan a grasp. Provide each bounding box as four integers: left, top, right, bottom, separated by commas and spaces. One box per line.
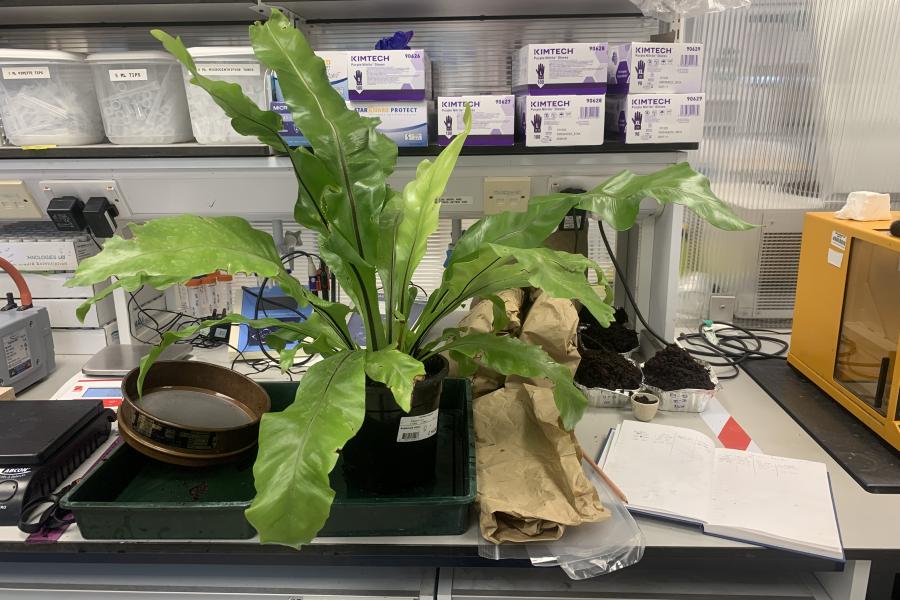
642, 344, 715, 391
341, 354, 448, 495
580, 307, 639, 353
575, 349, 642, 390
632, 393, 658, 405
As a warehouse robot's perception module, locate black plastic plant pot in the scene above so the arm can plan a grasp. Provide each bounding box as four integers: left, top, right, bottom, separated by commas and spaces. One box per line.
341, 354, 449, 494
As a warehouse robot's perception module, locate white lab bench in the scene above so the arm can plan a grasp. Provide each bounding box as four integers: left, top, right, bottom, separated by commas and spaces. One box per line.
1, 351, 897, 600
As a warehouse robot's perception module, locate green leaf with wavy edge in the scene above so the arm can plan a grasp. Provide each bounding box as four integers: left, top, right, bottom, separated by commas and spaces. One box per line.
246, 351, 366, 547
74, 274, 183, 323
407, 250, 529, 354
364, 348, 425, 412
266, 312, 346, 356
449, 349, 478, 378
249, 9, 395, 348
136, 314, 339, 395
378, 107, 472, 344
153, 28, 331, 246
487, 244, 613, 327
449, 194, 580, 266
68, 216, 283, 288
575, 162, 754, 231
151, 29, 284, 148
484, 294, 511, 332
434, 333, 587, 430
249, 10, 396, 178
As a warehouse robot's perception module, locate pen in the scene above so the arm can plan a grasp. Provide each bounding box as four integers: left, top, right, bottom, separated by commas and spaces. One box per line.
580, 446, 629, 504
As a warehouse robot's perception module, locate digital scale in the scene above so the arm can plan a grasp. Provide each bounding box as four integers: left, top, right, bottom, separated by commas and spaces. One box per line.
0, 401, 114, 526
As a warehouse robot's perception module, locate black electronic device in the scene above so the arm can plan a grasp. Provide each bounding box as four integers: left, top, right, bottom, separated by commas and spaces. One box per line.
46, 196, 87, 232
0, 401, 114, 526
83, 197, 119, 238
890, 219, 900, 238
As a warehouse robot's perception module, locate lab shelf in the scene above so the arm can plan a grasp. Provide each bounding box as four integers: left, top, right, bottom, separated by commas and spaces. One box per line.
0, 142, 697, 160
0, 0, 644, 26
0, 144, 272, 160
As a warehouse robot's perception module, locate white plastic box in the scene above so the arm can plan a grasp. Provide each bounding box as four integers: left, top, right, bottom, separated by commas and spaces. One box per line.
348, 49, 430, 101
606, 93, 705, 144
516, 94, 605, 147
608, 43, 704, 94
87, 51, 194, 145
349, 101, 430, 147
183, 47, 268, 145
0, 49, 105, 146
513, 43, 609, 95
437, 95, 515, 146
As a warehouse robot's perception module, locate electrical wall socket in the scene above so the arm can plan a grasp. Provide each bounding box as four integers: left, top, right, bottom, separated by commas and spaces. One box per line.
0, 180, 42, 219
709, 294, 736, 322
483, 176, 530, 215
38, 179, 130, 218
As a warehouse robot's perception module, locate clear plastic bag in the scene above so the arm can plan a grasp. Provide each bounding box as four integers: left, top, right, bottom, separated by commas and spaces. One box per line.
631, 0, 751, 22
525, 467, 645, 580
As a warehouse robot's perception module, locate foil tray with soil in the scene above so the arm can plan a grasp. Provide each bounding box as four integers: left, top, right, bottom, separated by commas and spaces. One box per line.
641, 345, 717, 413
574, 348, 643, 408
579, 307, 640, 355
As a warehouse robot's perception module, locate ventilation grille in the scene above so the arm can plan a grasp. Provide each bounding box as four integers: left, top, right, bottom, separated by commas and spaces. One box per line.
755, 231, 802, 313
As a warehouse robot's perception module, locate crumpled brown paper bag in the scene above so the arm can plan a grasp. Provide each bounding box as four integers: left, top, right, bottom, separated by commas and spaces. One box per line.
450, 288, 526, 396
513, 288, 581, 381
476, 383, 609, 543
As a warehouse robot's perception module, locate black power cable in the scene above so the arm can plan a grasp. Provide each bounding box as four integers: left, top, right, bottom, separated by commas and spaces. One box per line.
597, 220, 670, 346
596, 219, 788, 380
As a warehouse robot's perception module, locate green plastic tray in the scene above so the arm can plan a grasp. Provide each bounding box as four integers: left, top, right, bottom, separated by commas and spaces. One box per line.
63, 378, 475, 540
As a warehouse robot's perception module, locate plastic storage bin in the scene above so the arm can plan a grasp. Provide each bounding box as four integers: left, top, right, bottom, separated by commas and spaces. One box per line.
182, 47, 267, 145
0, 49, 104, 146
87, 51, 193, 145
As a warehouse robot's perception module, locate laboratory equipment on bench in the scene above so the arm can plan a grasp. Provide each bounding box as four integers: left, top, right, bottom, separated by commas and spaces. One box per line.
81, 342, 190, 377
231, 284, 312, 359
0, 257, 55, 393
118, 361, 269, 467
0, 400, 114, 526
789, 211, 900, 452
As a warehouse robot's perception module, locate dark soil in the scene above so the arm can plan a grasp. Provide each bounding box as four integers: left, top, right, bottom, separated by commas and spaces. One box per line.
580, 307, 639, 353
632, 393, 658, 405
643, 344, 715, 391
575, 349, 643, 390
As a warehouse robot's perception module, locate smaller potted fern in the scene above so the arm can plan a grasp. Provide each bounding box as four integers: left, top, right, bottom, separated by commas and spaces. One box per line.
67, 9, 751, 548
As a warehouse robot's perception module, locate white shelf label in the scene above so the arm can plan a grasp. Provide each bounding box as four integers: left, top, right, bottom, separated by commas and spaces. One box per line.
438, 195, 474, 207
397, 409, 439, 442
197, 63, 260, 77
2, 66, 50, 80
109, 68, 148, 82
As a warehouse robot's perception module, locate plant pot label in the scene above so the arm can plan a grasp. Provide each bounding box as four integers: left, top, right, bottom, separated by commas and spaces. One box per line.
396, 409, 439, 442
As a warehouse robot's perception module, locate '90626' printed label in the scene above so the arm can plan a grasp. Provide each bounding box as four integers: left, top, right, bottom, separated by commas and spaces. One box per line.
396, 409, 439, 442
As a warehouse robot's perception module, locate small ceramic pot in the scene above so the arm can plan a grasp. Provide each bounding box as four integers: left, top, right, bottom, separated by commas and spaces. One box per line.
631, 391, 660, 422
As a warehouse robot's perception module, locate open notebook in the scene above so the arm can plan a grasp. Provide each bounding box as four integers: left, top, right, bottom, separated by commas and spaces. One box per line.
600, 420, 843, 560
